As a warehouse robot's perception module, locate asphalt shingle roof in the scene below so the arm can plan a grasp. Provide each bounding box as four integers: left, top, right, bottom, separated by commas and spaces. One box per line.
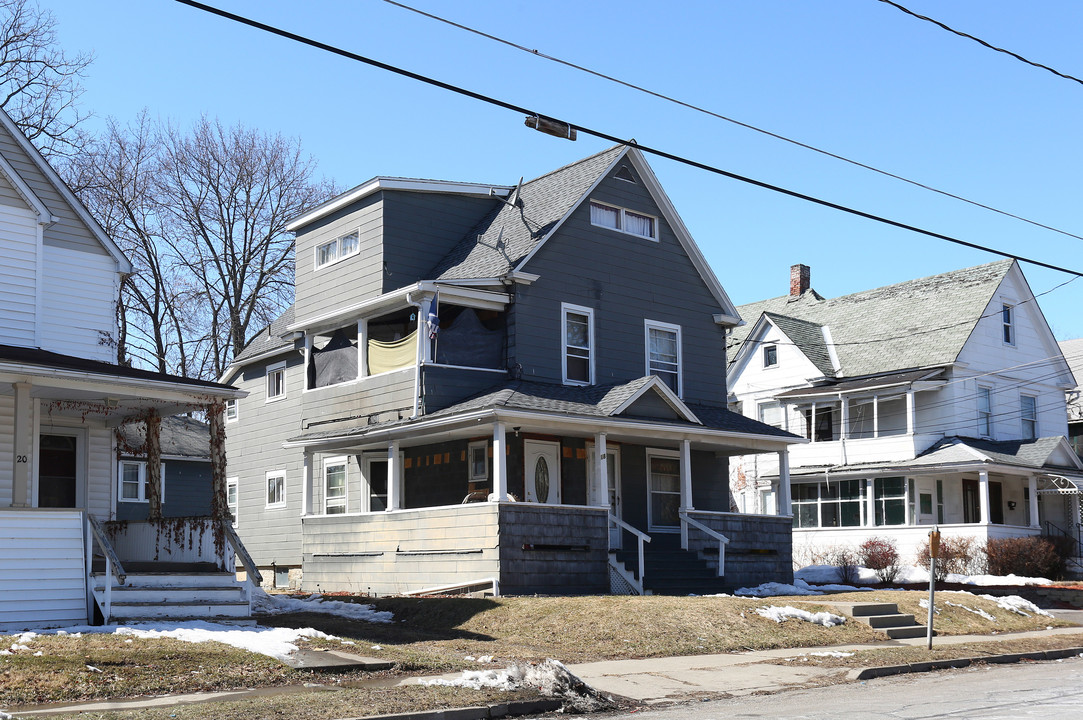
118, 415, 211, 459
729, 260, 1015, 378
764, 312, 834, 377
430, 146, 625, 280
232, 305, 296, 365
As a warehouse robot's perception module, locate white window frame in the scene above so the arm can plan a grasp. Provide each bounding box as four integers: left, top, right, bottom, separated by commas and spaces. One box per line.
758, 401, 784, 429
1021, 394, 1038, 439
314, 228, 361, 270
118, 460, 166, 503
561, 302, 595, 386
266, 361, 286, 402
763, 344, 778, 368
468, 440, 489, 482
977, 385, 993, 437
589, 200, 658, 241
646, 448, 681, 532
361, 453, 398, 513
226, 476, 238, 526
266, 470, 286, 509
1002, 303, 1015, 346
644, 319, 682, 397
323, 456, 348, 515
225, 399, 239, 423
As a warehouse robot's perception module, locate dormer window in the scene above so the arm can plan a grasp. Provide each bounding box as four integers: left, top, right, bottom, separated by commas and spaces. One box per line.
1002, 304, 1015, 345
315, 229, 360, 269
763, 344, 778, 368
589, 201, 657, 241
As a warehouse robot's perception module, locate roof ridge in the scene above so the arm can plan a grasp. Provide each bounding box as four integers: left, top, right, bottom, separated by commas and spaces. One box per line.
517, 144, 625, 189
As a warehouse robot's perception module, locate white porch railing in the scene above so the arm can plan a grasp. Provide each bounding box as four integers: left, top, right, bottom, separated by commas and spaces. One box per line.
609, 513, 651, 594
680, 511, 730, 577
87, 516, 126, 624
221, 520, 263, 592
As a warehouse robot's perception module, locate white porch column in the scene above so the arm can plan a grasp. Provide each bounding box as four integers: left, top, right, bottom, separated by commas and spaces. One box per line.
11, 382, 31, 507
357, 319, 368, 378
387, 440, 402, 510
492, 422, 508, 501
679, 439, 693, 511
839, 395, 849, 440
777, 450, 792, 516
595, 432, 609, 508
1028, 475, 1040, 528
419, 296, 434, 364
810, 403, 817, 441
906, 390, 916, 435
301, 449, 313, 516
872, 395, 879, 438
978, 470, 992, 525
866, 478, 876, 526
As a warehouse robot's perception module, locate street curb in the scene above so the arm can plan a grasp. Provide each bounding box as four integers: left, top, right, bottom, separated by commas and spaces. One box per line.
338, 699, 565, 720
846, 646, 1083, 681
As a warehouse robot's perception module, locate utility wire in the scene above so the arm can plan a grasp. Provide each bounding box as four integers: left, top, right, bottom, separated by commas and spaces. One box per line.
175, 0, 1083, 280
383, 0, 1083, 245
877, 0, 1083, 88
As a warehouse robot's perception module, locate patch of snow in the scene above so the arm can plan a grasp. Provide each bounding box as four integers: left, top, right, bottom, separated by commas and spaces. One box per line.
807, 651, 855, 657
251, 589, 393, 623
795, 565, 878, 585
86, 665, 102, 672
799, 564, 1054, 587
945, 601, 996, 621
736, 582, 823, 597
422, 659, 609, 712
755, 606, 846, 627
918, 598, 940, 615
978, 594, 1053, 617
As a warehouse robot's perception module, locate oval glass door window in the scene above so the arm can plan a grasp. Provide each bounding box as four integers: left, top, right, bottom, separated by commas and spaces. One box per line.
534, 456, 550, 503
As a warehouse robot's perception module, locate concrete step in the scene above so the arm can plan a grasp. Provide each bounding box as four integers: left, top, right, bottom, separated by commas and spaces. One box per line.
882, 625, 930, 639
863, 613, 918, 629
849, 603, 903, 617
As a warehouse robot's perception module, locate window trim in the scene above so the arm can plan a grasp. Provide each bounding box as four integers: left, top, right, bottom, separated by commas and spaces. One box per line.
266, 470, 286, 509
468, 440, 489, 482
561, 302, 595, 386
644, 319, 682, 398
225, 398, 239, 423
1021, 394, 1038, 439
226, 476, 238, 526
266, 361, 286, 403
763, 344, 778, 368
361, 453, 399, 513
977, 384, 993, 437
1001, 303, 1015, 346
323, 456, 348, 515
589, 200, 658, 241
314, 228, 361, 270
758, 401, 784, 430
118, 460, 166, 504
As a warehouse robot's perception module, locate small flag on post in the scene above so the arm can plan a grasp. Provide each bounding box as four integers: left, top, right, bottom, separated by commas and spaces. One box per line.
427, 292, 440, 340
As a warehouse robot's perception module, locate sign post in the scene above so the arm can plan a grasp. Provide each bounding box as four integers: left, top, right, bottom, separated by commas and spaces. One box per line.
927, 527, 940, 650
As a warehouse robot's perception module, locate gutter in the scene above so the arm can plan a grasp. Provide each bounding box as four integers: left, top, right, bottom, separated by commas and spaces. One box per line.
0, 361, 244, 398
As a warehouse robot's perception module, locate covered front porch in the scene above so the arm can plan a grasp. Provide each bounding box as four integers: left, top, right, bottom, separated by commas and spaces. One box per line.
287, 377, 803, 595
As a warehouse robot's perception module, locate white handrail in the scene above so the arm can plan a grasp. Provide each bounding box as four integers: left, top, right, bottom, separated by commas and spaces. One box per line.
87, 516, 126, 624
610, 513, 651, 594
680, 511, 730, 577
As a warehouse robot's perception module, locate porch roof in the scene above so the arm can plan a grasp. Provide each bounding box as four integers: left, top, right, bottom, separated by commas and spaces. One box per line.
285, 377, 802, 451
773, 367, 946, 400
784, 435, 1083, 480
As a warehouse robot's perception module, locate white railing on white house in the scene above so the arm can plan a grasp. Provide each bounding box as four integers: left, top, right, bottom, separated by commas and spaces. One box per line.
679, 511, 730, 577
609, 513, 651, 594
87, 515, 126, 624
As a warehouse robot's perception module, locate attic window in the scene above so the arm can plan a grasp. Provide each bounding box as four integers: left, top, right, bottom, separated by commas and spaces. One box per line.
763, 344, 778, 368
589, 201, 657, 241
315, 229, 360, 270
614, 165, 637, 183
1002, 304, 1015, 346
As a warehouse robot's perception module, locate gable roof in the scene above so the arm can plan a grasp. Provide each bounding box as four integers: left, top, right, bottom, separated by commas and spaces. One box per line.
729, 260, 1016, 378
763, 312, 835, 378
230, 305, 297, 365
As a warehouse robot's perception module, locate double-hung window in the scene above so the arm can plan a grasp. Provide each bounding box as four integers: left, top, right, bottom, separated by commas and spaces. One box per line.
1002, 304, 1015, 345
266, 361, 286, 402
225, 399, 239, 422
758, 401, 783, 429
315, 229, 360, 269
1021, 395, 1037, 439
874, 477, 907, 526
647, 450, 680, 530
226, 476, 238, 525
469, 441, 489, 482
645, 320, 681, 396
562, 303, 594, 385
324, 457, 347, 514
589, 201, 657, 240
977, 386, 993, 437
118, 461, 165, 503
266, 471, 286, 509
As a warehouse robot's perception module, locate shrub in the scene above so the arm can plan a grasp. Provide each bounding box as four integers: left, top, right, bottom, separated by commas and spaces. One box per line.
859, 537, 900, 583
826, 546, 861, 585
916, 535, 977, 581
982, 537, 1064, 580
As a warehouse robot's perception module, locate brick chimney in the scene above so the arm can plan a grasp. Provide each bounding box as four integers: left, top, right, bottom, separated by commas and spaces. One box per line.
790, 264, 810, 298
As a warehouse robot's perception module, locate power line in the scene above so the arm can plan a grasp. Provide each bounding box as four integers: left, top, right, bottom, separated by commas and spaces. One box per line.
175, 0, 1083, 281
383, 0, 1083, 245
877, 0, 1083, 88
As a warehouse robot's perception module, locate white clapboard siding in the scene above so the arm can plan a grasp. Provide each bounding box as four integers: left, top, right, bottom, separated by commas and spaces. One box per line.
40, 244, 118, 362
0, 509, 87, 631
0, 204, 39, 347
87, 424, 113, 518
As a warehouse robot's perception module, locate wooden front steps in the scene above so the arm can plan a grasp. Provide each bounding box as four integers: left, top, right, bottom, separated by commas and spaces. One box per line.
91, 568, 254, 625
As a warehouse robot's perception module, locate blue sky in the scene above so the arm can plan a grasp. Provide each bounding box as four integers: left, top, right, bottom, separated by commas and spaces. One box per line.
46, 0, 1083, 339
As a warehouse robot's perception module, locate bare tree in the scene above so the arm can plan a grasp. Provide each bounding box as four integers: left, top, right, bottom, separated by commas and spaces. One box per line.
157, 117, 331, 379
0, 0, 91, 157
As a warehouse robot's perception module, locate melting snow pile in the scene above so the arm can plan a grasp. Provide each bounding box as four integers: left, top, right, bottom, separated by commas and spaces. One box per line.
920, 596, 994, 621
422, 659, 611, 712
979, 594, 1052, 617
755, 606, 846, 627
251, 589, 393, 623
796, 565, 879, 586
2, 622, 343, 662
736, 578, 870, 597
807, 651, 855, 658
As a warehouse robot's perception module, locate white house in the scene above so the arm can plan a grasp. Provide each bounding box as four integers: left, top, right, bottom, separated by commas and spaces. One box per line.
728, 261, 1083, 564
0, 108, 248, 631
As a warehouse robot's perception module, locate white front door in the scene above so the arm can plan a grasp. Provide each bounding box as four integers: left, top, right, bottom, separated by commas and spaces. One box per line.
587, 444, 622, 548
524, 440, 560, 504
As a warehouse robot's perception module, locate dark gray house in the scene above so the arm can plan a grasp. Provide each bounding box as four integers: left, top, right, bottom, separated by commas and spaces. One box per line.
115, 416, 214, 522
222, 145, 802, 595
